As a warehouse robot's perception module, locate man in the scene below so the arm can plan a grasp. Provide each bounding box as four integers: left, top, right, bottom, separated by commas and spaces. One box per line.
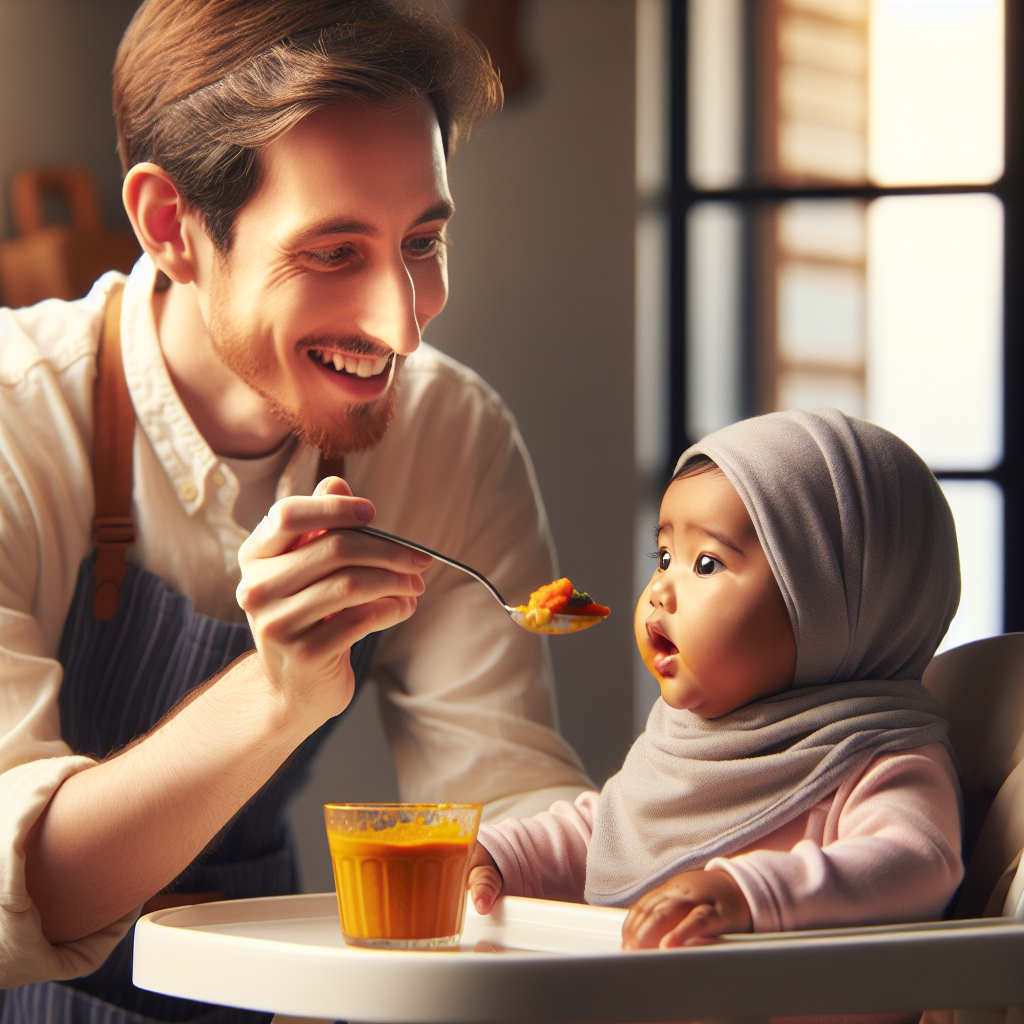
0, 1, 590, 1019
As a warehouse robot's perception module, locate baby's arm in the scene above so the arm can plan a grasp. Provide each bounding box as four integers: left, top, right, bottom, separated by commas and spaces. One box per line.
708, 744, 963, 932
469, 790, 600, 913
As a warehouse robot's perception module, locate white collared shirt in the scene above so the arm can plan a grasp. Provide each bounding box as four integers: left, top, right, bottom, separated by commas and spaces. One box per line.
0, 255, 590, 985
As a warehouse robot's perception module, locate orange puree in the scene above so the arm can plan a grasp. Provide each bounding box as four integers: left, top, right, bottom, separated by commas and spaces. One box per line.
516, 577, 610, 628
328, 817, 475, 945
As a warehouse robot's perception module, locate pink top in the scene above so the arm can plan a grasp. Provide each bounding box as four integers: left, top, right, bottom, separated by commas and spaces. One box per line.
477, 743, 964, 931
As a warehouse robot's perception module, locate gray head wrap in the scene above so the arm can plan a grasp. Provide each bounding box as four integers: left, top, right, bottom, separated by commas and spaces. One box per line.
585, 409, 961, 907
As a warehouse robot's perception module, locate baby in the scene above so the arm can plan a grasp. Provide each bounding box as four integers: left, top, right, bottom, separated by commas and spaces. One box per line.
468, 408, 964, 949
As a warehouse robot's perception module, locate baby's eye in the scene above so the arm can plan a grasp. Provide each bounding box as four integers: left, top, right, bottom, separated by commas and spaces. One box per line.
695, 554, 724, 576
658, 549, 671, 572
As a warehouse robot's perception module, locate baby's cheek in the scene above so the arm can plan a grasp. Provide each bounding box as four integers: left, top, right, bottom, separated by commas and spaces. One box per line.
634, 592, 659, 678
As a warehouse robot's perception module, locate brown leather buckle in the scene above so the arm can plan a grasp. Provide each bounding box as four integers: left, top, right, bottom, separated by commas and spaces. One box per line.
93, 516, 135, 547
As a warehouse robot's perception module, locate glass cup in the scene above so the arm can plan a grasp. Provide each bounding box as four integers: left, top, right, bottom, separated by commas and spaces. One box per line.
324, 802, 483, 950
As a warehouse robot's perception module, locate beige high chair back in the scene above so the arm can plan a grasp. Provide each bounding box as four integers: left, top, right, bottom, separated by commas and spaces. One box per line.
922, 632, 1024, 919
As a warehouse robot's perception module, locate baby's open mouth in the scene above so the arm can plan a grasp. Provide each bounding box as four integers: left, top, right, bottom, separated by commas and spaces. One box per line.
647, 624, 678, 658
308, 347, 392, 379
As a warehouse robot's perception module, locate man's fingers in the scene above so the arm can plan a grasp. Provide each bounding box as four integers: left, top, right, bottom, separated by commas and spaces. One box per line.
314, 475, 354, 499
244, 493, 377, 558
300, 594, 421, 656
238, 532, 430, 612
246, 566, 425, 639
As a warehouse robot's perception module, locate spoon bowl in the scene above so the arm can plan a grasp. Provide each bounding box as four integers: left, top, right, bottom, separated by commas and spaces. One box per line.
351, 526, 608, 636
508, 608, 607, 635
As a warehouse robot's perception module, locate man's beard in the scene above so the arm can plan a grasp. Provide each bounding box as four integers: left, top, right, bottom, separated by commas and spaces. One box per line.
206, 299, 399, 460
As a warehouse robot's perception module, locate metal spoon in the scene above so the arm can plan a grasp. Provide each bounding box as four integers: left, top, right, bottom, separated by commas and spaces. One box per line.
352, 525, 608, 635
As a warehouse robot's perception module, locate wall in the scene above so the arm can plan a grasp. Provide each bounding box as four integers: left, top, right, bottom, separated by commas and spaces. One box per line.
0, 0, 138, 241
433, 0, 637, 779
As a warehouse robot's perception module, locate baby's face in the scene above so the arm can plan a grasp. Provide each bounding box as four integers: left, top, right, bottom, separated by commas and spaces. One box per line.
635, 469, 796, 719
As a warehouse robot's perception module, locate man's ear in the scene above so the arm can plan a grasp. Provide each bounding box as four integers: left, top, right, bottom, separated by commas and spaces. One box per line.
122, 163, 201, 285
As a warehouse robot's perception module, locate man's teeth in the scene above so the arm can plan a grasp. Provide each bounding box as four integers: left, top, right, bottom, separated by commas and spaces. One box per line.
314, 350, 389, 377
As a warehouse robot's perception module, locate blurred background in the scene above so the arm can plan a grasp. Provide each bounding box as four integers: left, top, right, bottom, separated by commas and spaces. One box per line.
0, 0, 1017, 892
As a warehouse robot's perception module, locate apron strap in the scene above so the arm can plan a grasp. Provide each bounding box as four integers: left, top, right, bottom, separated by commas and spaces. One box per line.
317, 454, 346, 482
92, 283, 134, 621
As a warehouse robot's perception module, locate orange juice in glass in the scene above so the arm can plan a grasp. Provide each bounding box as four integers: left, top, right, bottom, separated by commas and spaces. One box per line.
324, 803, 482, 949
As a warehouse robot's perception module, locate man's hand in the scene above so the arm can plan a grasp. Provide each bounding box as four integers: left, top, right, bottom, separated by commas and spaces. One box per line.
621, 868, 752, 949
467, 842, 504, 915
236, 476, 431, 727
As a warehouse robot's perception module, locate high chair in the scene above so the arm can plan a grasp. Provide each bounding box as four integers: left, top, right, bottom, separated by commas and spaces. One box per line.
131, 635, 1024, 1024
923, 632, 1024, 920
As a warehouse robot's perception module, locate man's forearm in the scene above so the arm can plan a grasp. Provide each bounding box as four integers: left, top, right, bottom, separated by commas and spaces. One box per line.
24, 651, 316, 944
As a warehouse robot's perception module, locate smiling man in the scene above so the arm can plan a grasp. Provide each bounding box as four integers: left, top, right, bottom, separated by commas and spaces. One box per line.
0, 2, 590, 1020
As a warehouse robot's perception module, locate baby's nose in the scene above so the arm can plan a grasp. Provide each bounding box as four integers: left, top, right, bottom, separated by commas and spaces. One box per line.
649, 574, 671, 606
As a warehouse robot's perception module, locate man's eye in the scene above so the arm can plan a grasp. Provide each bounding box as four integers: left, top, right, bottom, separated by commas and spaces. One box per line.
404, 235, 445, 259
695, 554, 724, 576
308, 245, 356, 266
658, 550, 671, 572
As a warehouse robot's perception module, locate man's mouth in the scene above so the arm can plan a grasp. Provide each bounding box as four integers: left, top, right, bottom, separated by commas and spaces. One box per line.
308, 347, 392, 379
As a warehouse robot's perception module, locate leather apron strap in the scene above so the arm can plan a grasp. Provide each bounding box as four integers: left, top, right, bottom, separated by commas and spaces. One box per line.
92, 283, 134, 621
317, 455, 346, 481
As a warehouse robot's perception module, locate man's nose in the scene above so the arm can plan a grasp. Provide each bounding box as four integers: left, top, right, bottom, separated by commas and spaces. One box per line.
353, 252, 421, 355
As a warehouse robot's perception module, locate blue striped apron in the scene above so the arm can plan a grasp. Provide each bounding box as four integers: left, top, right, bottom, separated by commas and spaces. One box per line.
2, 547, 376, 1024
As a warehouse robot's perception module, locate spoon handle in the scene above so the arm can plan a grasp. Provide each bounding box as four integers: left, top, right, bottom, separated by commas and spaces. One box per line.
351, 525, 510, 610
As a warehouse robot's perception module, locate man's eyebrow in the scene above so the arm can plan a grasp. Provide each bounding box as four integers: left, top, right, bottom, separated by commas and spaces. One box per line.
288, 218, 375, 246
286, 200, 455, 248
413, 199, 455, 226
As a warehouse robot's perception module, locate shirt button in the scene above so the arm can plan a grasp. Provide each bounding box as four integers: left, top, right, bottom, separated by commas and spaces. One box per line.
212, 471, 225, 487
181, 482, 198, 502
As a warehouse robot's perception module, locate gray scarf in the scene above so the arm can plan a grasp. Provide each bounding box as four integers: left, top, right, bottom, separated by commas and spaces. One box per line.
585, 409, 961, 907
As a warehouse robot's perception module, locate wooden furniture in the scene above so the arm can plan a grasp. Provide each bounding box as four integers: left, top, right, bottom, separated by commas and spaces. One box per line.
0, 165, 139, 307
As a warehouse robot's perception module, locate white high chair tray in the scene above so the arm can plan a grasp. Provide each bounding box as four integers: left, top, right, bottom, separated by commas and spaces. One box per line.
133, 893, 1024, 1022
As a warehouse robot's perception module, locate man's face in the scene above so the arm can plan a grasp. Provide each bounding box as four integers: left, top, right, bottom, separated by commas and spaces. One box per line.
197, 96, 453, 457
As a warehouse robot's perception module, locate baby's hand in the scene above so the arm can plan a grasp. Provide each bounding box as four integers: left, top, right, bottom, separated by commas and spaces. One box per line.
621, 868, 752, 950
467, 842, 503, 915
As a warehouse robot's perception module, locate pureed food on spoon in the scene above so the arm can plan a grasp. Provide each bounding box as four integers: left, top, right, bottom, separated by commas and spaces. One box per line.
517, 577, 610, 630
324, 803, 482, 949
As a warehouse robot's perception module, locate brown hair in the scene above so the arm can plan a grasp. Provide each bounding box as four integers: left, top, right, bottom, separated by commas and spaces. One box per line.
113, 0, 501, 251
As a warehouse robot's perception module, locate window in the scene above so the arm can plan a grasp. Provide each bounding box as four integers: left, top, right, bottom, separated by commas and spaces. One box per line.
667, 0, 1020, 654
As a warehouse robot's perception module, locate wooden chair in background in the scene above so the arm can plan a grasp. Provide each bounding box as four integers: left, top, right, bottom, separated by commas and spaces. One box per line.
0, 165, 140, 308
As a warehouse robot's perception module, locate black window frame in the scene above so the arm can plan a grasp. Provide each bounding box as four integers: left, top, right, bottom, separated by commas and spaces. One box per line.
669, 0, 1024, 631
